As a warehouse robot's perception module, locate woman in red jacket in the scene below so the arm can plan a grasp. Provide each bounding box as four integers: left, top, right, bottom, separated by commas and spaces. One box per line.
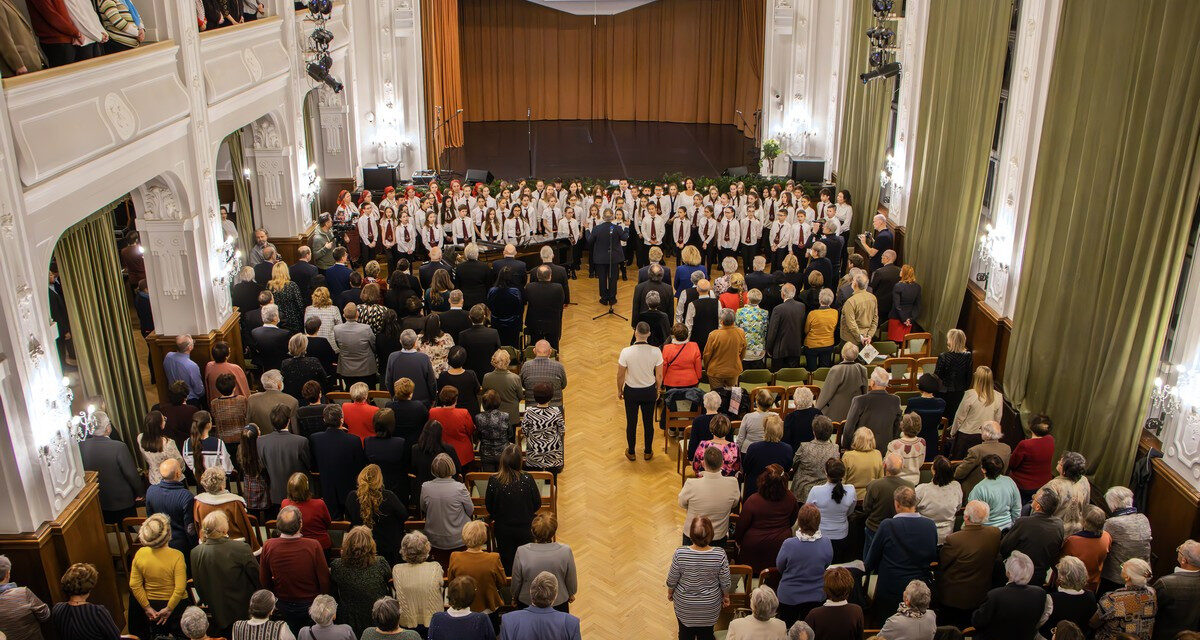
661, 323, 703, 389
1008, 414, 1055, 504
429, 385, 476, 469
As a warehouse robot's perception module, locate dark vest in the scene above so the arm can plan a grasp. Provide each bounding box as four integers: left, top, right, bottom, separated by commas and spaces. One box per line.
689, 297, 720, 350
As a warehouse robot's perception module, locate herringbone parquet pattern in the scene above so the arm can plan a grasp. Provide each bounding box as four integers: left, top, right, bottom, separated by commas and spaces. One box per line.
557, 274, 684, 638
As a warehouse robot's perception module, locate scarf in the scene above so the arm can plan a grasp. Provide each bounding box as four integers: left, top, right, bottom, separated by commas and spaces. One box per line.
895, 604, 926, 619
796, 530, 823, 542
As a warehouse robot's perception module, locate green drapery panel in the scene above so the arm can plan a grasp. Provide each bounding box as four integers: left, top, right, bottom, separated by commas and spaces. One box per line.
226, 130, 255, 257
57, 206, 148, 460
1004, 0, 1200, 489
834, 0, 892, 236
903, 0, 1009, 346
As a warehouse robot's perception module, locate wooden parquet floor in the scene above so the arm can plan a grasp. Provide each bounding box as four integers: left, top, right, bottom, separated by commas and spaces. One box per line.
556, 273, 684, 638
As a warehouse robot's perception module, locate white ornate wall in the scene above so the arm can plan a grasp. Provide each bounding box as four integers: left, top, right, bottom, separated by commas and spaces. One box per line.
1153, 254, 1200, 484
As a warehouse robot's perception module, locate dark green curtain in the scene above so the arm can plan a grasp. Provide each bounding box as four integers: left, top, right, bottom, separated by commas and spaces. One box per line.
225, 130, 255, 256
1004, 0, 1200, 489
56, 205, 148, 459
834, 0, 892, 236
903, 0, 1010, 346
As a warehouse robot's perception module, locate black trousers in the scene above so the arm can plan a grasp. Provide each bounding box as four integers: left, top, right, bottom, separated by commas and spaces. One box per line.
596, 263, 619, 304
42, 42, 101, 67
623, 384, 657, 454
340, 373, 378, 390
677, 620, 715, 640
277, 599, 314, 635
102, 506, 137, 525
804, 346, 835, 370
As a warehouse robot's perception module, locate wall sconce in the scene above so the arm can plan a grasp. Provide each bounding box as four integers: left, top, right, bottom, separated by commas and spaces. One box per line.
211, 234, 243, 290
300, 163, 321, 205
242, 167, 252, 179
1144, 363, 1199, 435
976, 223, 1012, 300
37, 375, 75, 462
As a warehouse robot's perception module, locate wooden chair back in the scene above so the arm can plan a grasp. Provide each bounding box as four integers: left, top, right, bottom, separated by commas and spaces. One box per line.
527, 471, 558, 514
726, 564, 754, 610
916, 356, 938, 377
832, 420, 846, 448
664, 408, 700, 455
902, 332, 933, 357
884, 357, 917, 392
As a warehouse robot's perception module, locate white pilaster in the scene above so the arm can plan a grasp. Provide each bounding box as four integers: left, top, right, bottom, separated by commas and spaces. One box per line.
1154, 257, 1200, 486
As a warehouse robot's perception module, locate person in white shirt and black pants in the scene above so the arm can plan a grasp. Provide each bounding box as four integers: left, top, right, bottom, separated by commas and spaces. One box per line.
617, 322, 664, 461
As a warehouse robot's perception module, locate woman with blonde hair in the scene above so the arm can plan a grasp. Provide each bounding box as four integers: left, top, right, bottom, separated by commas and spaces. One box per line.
303, 285, 342, 348
330, 526, 392, 635
842, 427, 884, 493
888, 264, 922, 341
778, 252, 805, 291
949, 365, 1003, 459
128, 513, 188, 639
345, 464, 407, 564
447, 520, 507, 620
934, 327, 974, 420
267, 261, 304, 332
391, 531, 445, 633
193, 466, 258, 551
674, 244, 708, 295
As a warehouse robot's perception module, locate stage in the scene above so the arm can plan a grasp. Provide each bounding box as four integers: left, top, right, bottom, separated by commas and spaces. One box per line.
440, 119, 756, 181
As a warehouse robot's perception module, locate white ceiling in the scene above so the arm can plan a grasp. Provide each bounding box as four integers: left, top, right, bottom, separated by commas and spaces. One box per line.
524, 0, 658, 16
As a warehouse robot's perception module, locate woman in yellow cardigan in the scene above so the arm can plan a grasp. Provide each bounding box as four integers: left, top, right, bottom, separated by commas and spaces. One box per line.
129, 513, 189, 639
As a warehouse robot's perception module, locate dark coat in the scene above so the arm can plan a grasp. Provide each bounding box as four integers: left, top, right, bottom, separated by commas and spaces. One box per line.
253, 260, 275, 286
78, 435, 143, 512
765, 298, 807, 360
819, 233, 845, 283
490, 257, 528, 286
937, 523, 1002, 610
310, 427, 366, 519
1000, 512, 1064, 586
803, 257, 834, 292
457, 326, 503, 382
419, 260, 455, 290
745, 270, 775, 294
290, 260, 319, 303
190, 537, 260, 632
1152, 570, 1200, 640
455, 259, 493, 309
842, 389, 902, 453
870, 263, 901, 321
437, 308, 471, 341
257, 429, 312, 505
524, 281, 565, 343
890, 282, 922, 323
972, 583, 1049, 640
250, 324, 292, 372
384, 351, 437, 404
864, 514, 938, 615
324, 263, 353, 299
541, 262, 570, 304
231, 280, 263, 314
631, 280, 674, 326
588, 222, 628, 264
305, 336, 338, 377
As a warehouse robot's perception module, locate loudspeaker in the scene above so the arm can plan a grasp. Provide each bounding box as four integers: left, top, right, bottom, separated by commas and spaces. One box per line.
363, 165, 397, 191
465, 169, 494, 184
790, 159, 826, 183
723, 165, 749, 177
411, 170, 436, 185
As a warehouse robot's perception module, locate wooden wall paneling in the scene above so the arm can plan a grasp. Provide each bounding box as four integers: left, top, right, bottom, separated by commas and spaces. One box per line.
1137, 432, 1200, 577
270, 224, 316, 265
148, 311, 244, 401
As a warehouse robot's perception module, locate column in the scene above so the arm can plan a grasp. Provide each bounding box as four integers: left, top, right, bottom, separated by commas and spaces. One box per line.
247, 117, 307, 237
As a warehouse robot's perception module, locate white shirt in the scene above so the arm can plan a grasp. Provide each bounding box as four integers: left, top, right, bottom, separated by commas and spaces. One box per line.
451, 217, 475, 244
420, 224, 443, 249
768, 221, 793, 251
739, 217, 762, 246
716, 218, 740, 250
696, 217, 717, 246
671, 217, 692, 246
641, 214, 667, 245
395, 221, 418, 253
357, 212, 379, 247
618, 343, 662, 388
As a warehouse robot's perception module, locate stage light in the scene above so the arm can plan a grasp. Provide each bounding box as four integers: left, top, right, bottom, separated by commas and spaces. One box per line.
310, 28, 333, 48
860, 61, 901, 84
306, 62, 343, 93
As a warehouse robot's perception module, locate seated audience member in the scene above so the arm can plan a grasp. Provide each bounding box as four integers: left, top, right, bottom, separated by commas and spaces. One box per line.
280, 334, 328, 399
666, 516, 730, 639
735, 465, 799, 574
448, 521, 507, 617
364, 408, 408, 496
145, 458, 196, 555
180, 605, 219, 640
420, 453, 474, 568
1090, 558, 1156, 639
0, 553, 50, 638
782, 386, 821, 450
1042, 451, 1093, 536
392, 531, 446, 633
345, 465, 408, 566
790, 416, 841, 501
1101, 486, 1152, 595
298, 595, 355, 640
887, 413, 926, 485
342, 382, 380, 442
485, 445, 541, 573
954, 420, 1012, 496
948, 366, 1004, 459
692, 413, 741, 477
727, 585, 788, 639
803, 567, 864, 640
841, 367, 902, 454
330, 526, 392, 636
1002, 488, 1065, 587
879, 580, 937, 640
775, 504, 833, 627
128, 514, 189, 639
972, 551, 1054, 640
1041, 556, 1098, 639
905, 374, 947, 460
428, 577, 496, 640
521, 382, 566, 474
915, 456, 963, 544
686, 391, 722, 461
310, 404, 366, 519
77, 411, 144, 524
814, 343, 868, 422
429, 385, 476, 468
865, 486, 937, 623
481, 349, 524, 431
863, 453, 911, 553
936, 500, 1001, 627
258, 506, 330, 633
679, 446, 741, 547
805, 458, 856, 562
701, 308, 747, 389
499, 572, 582, 640
474, 390, 510, 472
967, 453, 1022, 531
844, 429, 883, 494
512, 513, 578, 611
52, 563, 123, 640
1062, 505, 1112, 593
280, 472, 331, 551
190, 512, 259, 638
193, 466, 257, 550
742, 413, 794, 497
1008, 414, 1055, 502
1151, 539, 1200, 640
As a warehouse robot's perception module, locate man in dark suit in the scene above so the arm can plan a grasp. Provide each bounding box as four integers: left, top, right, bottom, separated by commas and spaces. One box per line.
870, 249, 901, 324
383, 329, 438, 404
289, 246, 320, 304
1152, 539, 1200, 640
862, 454, 915, 551
231, 267, 263, 315
309, 404, 366, 519
538, 245, 570, 304
842, 367, 903, 453
458, 304, 503, 382
323, 247, 352, 299
744, 255, 775, 293
859, 213, 894, 272
971, 550, 1054, 640
334, 271, 363, 309
419, 246, 455, 289
490, 244, 528, 288
456, 243, 493, 309
256, 404, 312, 509
684, 280, 720, 352
636, 246, 666, 284
437, 290, 471, 341
253, 246, 279, 286
1000, 488, 1065, 586
631, 264, 673, 326
524, 266, 565, 350
244, 290, 272, 337
250, 304, 292, 372
937, 500, 1002, 626
819, 220, 846, 286
78, 414, 144, 524
588, 211, 629, 306
864, 485, 937, 624
765, 283, 807, 369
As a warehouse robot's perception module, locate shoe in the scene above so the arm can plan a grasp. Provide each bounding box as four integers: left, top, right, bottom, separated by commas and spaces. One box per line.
644, 452, 653, 460
625, 450, 636, 461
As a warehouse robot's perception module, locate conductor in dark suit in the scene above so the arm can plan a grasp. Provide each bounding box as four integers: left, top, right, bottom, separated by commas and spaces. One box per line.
419, 246, 455, 289
765, 283, 807, 369
631, 264, 673, 326
524, 266, 565, 350
250, 304, 292, 372
457, 304, 503, 382
455, 243, 493, 309
491, 244, 528, 287
588, 210, 628, 306
870, 250, 901, 323
78, 414, 144, 524
309, 404, 366, 519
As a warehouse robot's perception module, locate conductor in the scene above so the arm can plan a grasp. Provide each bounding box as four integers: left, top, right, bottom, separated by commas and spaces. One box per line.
588, 208, 629, 306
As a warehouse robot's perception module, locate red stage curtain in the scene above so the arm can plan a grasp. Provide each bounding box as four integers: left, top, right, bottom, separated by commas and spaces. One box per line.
422, 0, 466, 164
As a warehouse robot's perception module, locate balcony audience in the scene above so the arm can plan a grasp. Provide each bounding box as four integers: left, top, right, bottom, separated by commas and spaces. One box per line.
128, 514, 188, 639
329, 526, 391, 636
392, 531, 445, 634
189, 511, 260, 638
0, 554, 50, 640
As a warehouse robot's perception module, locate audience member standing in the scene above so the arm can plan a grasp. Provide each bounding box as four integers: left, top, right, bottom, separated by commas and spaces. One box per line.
1150, 539, 1200, 640
936, 500, 1001, 627
666, 516, 730, 640
258, 506, 330, 633
841, 366, 902, 454
949, 366, 1004, 459
1001, 488, 1065, 586
78, 412, 143, 524
189, 511, 260, 638
309, 405, 366, 519
934, 328, 973, 420
864, 486, 937, 624
1101, 486, 1152, 595
701, 308, 746, 389
145, 459, 195, 555
814, 343, 867, 421
520, 340, 568, 408
618, 322, 663, 461
0, 553, 50, 640
839, 273, 877, 347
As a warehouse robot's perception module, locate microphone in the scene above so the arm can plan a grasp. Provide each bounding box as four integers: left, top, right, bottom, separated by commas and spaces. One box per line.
527, 107, 531, 118
735, 109, 743, 115
456, 109, 463, 114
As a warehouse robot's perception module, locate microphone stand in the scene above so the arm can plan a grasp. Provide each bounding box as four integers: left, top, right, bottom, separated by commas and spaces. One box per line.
526, 107, 533, 179
592, 225, 628, 321
432, 108, 466, 178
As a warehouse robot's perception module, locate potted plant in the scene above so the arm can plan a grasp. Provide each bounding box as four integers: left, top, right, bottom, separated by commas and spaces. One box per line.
761, 138, 782, 174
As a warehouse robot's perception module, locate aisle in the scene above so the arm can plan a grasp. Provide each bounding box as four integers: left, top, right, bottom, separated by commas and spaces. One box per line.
555, 273, 683, 637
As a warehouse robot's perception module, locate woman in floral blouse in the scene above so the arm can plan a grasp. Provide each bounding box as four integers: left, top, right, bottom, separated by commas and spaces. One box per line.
417, 314, 455, 377
1091, 558, 1157, 640
520, 382, 565, 474
357, 283, 389, 335
691, 414, 740, 476
474, 390, 510, 471
735, 288, 770, 369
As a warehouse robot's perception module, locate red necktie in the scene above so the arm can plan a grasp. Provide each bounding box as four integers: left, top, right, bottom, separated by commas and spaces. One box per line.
774, 225, 782, 245
385, 221, 394, 243
367, 219, 375, 242
651, 218, 657, 243
745, 222, 752, 243
676, 220, 683, 239
723, 221, 730, 242
403, 224, 410, 243
552, 210, 558, 233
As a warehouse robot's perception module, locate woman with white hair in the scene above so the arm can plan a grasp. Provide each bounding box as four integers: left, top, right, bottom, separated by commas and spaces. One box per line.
781, 386, 822, 450
193, 466, 258, 550
391, 532, 445, 634
686, 391, 724, 461
297, 595, 355, 640
180, 606, 219, 640
971, 551, 1054, 639
1040, 556, 1098, 638
1100, 486, 1151, 594
879, 580, 937, 640
1090, 558, 1156, 639
713, 256, 740, 295
726, 585, 787, 638
813, 342, 867, 421
949, 366, 1003, 459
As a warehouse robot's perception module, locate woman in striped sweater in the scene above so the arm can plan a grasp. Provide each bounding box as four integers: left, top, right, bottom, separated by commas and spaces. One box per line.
666, 516, 731, 640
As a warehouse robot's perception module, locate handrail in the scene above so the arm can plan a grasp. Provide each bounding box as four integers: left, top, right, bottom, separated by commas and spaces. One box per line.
2, 40, 176, 90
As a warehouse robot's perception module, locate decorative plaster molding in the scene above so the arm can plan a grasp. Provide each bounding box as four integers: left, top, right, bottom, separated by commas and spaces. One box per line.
103, 92, 137, 140
254, 156, 284, 207
252, 119, 283, 149
150, 235, 188, 300
243, 49, 263, 82
141, 185, 184, 221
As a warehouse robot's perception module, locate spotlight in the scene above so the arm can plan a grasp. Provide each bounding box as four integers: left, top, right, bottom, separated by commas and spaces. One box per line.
860, 61, 901, 84
869, 50, 886, 68
307, 0, 331, 15
306, 62, 343, 93
310, 28, 334, 48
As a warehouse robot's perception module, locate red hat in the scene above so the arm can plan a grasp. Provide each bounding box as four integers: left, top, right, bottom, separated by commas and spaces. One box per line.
338, 189, 349, 201
384, 186, 395, 195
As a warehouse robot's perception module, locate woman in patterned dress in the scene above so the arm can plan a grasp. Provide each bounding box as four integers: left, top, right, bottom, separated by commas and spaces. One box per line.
691, 414, 740, 476
520, 382, 565, 474
267, 261, 304, 333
